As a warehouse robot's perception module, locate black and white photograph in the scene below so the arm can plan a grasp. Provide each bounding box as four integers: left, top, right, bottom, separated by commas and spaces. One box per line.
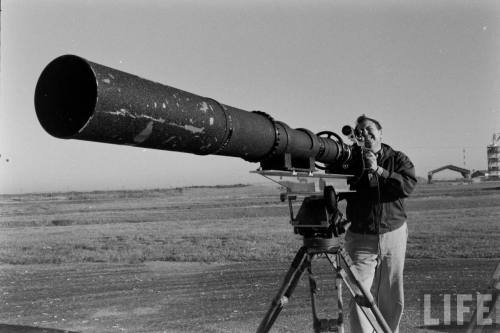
1, 1, 499, 332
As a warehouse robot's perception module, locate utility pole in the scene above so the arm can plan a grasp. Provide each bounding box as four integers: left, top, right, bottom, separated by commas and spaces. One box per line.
463, 148, 466, 168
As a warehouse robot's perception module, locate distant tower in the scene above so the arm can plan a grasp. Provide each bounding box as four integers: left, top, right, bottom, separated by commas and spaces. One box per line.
487, 133, 500, 180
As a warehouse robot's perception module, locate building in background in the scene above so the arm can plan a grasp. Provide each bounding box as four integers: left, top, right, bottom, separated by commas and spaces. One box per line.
429, 133, 500, 183
487, 133, 500, 180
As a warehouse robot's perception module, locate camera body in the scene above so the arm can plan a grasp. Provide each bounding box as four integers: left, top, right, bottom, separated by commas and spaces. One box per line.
289, 185, 350, 239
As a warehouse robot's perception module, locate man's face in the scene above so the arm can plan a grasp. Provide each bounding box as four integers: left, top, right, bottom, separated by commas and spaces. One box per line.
355, 119, 382, 152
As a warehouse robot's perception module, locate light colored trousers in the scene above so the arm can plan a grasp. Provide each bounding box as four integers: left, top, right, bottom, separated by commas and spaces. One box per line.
344, 223, 408, 333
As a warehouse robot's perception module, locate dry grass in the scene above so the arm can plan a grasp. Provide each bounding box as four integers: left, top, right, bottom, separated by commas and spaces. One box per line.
0, 182, 499, 264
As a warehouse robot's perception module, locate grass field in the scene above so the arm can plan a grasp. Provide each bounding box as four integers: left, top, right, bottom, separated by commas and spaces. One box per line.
0, 181, 499, 333
0, 181, 499, 265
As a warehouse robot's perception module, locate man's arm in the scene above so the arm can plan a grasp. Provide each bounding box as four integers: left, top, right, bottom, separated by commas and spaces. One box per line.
377, 151, 417, 198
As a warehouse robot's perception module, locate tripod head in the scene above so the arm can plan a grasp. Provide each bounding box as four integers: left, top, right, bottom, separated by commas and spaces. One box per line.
253, 170, 352, 247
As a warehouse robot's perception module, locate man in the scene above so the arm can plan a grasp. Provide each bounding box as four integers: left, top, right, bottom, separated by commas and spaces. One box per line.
344, 115, 417, 333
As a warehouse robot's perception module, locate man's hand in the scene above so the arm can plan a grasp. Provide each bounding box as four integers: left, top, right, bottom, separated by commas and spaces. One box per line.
363, 150, 378, 173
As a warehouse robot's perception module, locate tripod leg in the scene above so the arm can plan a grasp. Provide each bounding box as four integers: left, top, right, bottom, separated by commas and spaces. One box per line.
307, 256, 321, 332
257, 246, 310, 333
322, 252, 345, 333
307, 254, 338, 333
336, 274, 344, 333
335, 253, 345, 333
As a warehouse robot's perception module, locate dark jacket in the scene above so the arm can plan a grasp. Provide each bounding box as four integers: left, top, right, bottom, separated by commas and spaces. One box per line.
345, 143, 417, 234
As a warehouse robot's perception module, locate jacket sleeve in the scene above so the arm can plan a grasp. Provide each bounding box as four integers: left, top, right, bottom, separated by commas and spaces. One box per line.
379, 151, 417, 198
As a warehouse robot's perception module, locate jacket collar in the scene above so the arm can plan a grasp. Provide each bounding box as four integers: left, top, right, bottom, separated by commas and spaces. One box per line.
378, 143, 395, 162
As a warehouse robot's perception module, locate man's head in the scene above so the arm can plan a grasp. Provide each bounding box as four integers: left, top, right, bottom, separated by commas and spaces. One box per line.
354, 114, 383, 152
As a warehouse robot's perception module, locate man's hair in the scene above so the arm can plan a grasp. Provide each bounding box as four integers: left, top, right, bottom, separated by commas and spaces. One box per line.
355, 114, 382, 130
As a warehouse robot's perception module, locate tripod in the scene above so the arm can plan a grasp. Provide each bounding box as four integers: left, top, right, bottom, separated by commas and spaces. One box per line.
257, 236, 392, 333
254, 182, 392, 333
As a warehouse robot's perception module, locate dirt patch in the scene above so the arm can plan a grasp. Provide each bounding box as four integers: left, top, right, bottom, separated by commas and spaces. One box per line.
0, 259, 497, 332
144, 261, 225, 274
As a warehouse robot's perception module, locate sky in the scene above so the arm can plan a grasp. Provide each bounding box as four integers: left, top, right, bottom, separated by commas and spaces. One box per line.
1, 0, 499, 194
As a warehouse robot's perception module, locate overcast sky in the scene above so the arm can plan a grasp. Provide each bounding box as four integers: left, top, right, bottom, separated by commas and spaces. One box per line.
1, 0, 499, 193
